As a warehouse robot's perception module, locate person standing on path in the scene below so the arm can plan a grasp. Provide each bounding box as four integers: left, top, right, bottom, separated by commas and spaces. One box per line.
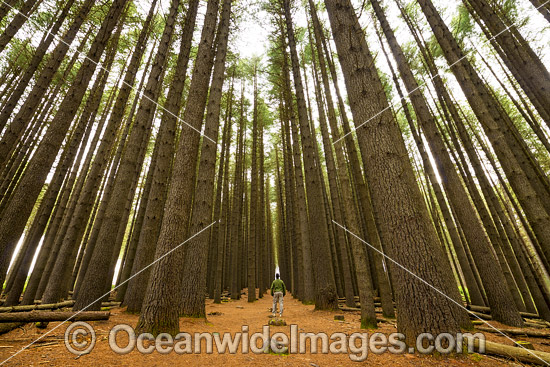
271, 273, 286, 317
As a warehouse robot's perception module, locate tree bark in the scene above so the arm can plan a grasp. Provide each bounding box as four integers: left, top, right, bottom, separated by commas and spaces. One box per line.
283, 0, 338, 311
371, 0, 522, 327
123, 0, 199, 313
248, 65, 259, 303
228, 84, 246, 300
74, 0, 179, 311
0, 0, 75, 132
136, 0, 220, 335
40, 27, 123, 304
528, 0, 550, 23
324, 0, 469, 344
417, 0, 550, 267
213, 84, 233, 304
0, 0, 129, 290
0, 0, 18, 24
465, 0, 550, 126
179, 0, 232, 317
0, 0, 42, 54
0, 0, 95, 165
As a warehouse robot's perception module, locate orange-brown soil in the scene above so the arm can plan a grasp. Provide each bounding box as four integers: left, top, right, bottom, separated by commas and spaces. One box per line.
0, 291, 547, 366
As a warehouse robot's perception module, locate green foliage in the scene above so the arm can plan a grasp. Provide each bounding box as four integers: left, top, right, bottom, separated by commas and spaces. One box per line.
1, 38, 34, 70
426, 34, 443, 59
86, 0, 115, 26
233, 57, 259, 80
32, 10, 55, 29
491, 0, 519, 22
377, 69, 393, 99
401, 41, 422, 73
450, 4, 473, 45
493, 89, 550, 171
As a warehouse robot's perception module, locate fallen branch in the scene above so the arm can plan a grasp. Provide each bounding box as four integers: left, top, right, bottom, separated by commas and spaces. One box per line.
0, 301, 75, 313
476, 325, 550, 338
376, 318, 396, 326
525, 319, 550, 328
468, 311, 548, 329
0, 322, 24, 335
524, 322, 547, 329
0, 300, 120, 313
467, 305, 540, 319
468, 311, 492, 320
31, 341, 58, 348
101, 301, 120, 308
0, 311, 110, 323
339, 306, 361, 312
520, 312, 541, 319
472, 339, 550, 365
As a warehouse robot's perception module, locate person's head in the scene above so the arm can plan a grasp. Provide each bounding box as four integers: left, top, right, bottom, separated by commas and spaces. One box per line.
276, 273, 280, 279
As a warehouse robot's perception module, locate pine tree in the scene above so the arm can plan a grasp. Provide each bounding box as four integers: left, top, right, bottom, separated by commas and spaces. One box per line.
0, 0, 129, 289
123, 0, 199, 313
136, 0, 220, 335
283, 0, 338, 310
324, 0, 470, 343
179, 0, 232, 317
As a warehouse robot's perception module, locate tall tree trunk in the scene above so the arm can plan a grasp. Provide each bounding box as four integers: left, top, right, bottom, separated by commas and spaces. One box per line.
324, 0, 470, 344
3, 124, 75, 302
213, 84, 233, 304
529, 0, 550, 23
123, 0, 199, 313
309, 32, 356, 308
40, 27, 123, 303
280, 64, 310, 301
397, 5, 493, 308
0, 0, 75, 132
248, 65, 259, 303
258, 116, 267, 296
371, 0, 522, 327
207, 85, 232, 299
229, 84, 246, 300
0, 0, 129, 289
179, 0, 231, 317
317, 18, 396, 315
2, 75, 104, 303
0, 0, 18, 23
283, 0, 338, 310
416, 0, 550, 267
464, 0, 550, 126
0, 0, 43, 54
71, 122, 129, 298
73, 0, 179, 311
0, 0, 95, 165
114, 140, 157, 302
136, 0, 220, 335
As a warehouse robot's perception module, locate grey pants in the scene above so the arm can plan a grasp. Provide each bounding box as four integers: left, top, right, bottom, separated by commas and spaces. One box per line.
272, 292, 284, 315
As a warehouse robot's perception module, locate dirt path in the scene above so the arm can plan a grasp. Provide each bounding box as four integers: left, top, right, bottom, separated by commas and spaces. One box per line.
0, 292, 537, 366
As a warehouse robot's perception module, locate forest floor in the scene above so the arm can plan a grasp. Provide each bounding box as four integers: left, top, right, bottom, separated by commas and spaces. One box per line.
0, 291, 547, 366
